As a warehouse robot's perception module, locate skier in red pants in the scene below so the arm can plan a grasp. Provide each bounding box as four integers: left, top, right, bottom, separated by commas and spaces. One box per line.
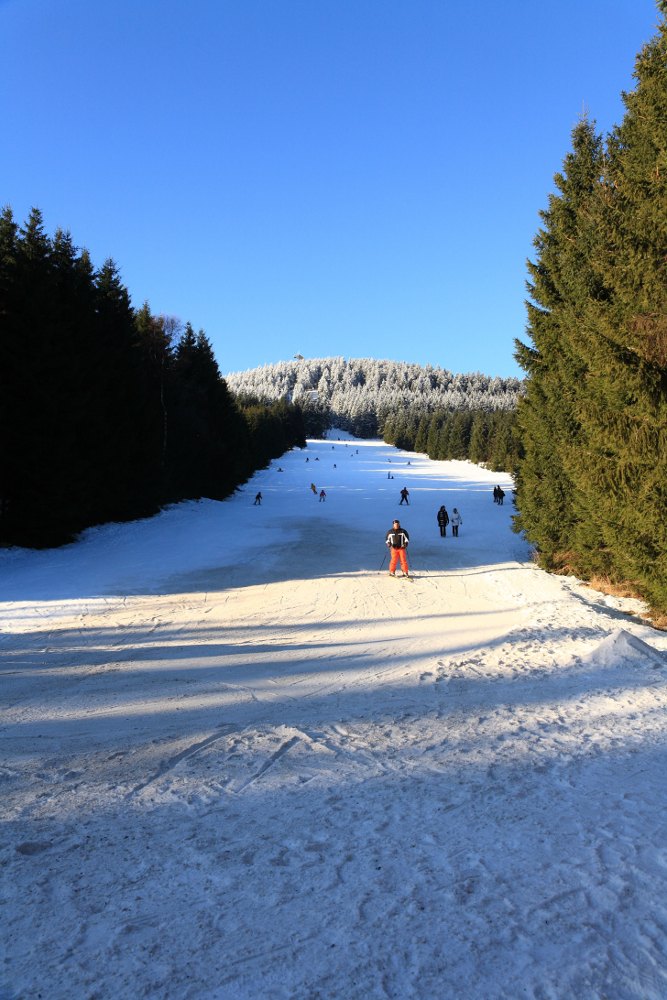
385, 519, 410, 576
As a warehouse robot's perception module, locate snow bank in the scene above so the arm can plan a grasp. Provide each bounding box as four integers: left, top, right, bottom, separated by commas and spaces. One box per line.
583, 628, 666, 670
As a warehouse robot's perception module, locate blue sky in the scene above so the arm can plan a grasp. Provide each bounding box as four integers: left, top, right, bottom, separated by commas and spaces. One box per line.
1, 0, 660, 378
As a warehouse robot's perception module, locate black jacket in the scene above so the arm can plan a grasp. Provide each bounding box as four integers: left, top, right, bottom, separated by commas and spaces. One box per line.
437, 507, 449, 525
386, 527, 410, 548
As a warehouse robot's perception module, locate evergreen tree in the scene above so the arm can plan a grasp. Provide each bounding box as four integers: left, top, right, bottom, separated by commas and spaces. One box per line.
469, 411, 489, 465
513, 9, 667, 614
242, 404, 286, 468
270, 396, 307, 451
47, 229, 99, 528
170, 324, 252, 499
0, 207, 19, 532
426, 413, 443, 458
382, 413, 396, 444
569, 13, 667, 606
134, 302, 174, 487
513, 119, 606, 569
2, 209, 60, 542
448, 411, 473, 459
488, 412, 521, 473
435, 416, 452, 460
94, 261, 162, 521
414, 415, 430, 454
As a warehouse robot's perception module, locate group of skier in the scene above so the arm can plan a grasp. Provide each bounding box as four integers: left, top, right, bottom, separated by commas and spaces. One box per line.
493, 485, 505, 505
254, 457, 471, 583
436, 505, 462, 537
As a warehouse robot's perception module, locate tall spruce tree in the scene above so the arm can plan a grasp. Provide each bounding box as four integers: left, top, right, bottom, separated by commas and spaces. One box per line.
134, 302, 174, 490
4, 209, 61, 542
170, 324, 252, 499
469, 412, 489, 465
568, 9, 667, 608
514, 119, 606, 569
48, 229, 99, 530
94, 261, 162, 521
514, 6, 667, 614
0, 207, 19, 532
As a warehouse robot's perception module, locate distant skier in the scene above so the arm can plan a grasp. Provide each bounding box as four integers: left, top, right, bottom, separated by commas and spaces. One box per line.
254, 492, 262, 506
310, 483, 317, 495
497, 487, 505, 506
399, 487, 410, 505
319, 489, 326, 502
385, 519, 410, 577
437, 505, 449, 537
450, 508, 463, 537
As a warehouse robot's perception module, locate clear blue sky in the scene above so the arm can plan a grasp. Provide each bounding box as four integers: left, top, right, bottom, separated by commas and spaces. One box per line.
1, 0, 660, 378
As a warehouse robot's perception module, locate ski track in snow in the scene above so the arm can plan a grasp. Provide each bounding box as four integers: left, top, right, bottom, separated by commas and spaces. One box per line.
2, 433, 667, 999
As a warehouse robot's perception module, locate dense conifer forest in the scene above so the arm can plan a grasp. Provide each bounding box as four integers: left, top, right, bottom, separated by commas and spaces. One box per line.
226, 356, 522, 469
383, 408, 521, 473
0, 208, 305, 547
514, 7, 667, 617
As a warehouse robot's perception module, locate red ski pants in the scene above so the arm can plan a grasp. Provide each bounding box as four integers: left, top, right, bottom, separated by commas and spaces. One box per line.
389, 547, 409, 574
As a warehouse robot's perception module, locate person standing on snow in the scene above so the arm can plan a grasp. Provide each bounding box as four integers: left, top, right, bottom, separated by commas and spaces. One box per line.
385, 519, 410, 576
437, 505, 449, 537
399, 486, 410, 505
310, 483, 317, 495
450, 508, 463, 537
319, 489, 326, 502
254, 492, 262, 505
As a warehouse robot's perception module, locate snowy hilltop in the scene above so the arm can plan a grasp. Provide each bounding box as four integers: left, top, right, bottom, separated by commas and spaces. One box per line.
225, 356, 522, 437
2, 433, 667, 999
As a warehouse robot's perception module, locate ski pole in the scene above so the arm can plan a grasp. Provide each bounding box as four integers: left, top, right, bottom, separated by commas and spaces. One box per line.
379, 551, 387, 571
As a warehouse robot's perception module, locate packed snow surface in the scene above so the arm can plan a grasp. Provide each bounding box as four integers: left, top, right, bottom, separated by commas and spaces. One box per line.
2, 433, 667, 1000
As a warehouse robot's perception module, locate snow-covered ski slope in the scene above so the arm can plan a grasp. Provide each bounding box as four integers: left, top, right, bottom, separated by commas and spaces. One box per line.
2, 432, 667, 1000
